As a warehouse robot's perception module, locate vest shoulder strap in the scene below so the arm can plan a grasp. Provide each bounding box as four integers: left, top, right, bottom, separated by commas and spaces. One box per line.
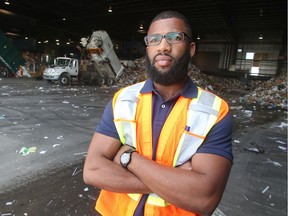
113, 81, 145, 146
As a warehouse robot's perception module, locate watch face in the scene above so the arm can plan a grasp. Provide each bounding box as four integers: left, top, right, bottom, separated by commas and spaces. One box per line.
121, 153, 130, 164
120, 148, 136, 168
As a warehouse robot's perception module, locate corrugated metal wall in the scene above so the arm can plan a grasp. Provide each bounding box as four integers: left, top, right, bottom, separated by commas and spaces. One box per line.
194, 41, 285, 77
235, 44, 281, 76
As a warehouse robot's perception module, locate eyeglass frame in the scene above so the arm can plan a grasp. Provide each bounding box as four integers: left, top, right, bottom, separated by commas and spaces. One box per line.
144, 32, 192, 46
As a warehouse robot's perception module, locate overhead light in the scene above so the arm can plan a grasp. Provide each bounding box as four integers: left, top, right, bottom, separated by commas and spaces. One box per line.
25, 37, 28, 39
108, 6, 112, 13
5, 32, 21, 37
137, 30, 146, 33
4, 0, 10, 5
258, 34, 263, 40
197, 35, 200, 40
137, 25, 146, 34
62, 17, 66, 21
259, 9, 263, 17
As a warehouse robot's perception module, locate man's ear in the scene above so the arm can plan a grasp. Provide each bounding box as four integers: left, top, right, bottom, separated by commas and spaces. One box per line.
189, 42, 196, 58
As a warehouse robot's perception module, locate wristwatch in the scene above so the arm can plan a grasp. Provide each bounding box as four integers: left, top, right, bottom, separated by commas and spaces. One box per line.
120, 148, 137, 168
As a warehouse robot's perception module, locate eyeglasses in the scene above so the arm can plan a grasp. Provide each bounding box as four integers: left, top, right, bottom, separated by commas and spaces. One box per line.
144, 32, 192, 46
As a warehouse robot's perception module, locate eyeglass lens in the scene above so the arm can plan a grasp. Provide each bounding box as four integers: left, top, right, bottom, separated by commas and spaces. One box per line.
145, 32, 185, 46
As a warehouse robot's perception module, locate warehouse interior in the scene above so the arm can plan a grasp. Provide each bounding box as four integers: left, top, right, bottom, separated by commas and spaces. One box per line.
0, 0, 287, 77
0, 2, 287, 215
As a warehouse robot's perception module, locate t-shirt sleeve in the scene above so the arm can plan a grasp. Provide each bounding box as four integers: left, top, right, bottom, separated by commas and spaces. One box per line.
95, 100, 120, 140
196, 111, 233, 163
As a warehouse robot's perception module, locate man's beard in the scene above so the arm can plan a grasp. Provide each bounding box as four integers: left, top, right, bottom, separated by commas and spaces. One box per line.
146, 49, 190, 85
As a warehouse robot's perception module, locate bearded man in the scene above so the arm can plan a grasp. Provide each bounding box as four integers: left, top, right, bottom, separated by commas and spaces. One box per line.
83, 10, 233, 216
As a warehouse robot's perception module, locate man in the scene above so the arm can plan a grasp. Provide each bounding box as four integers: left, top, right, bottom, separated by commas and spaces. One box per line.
83, 10, 233, 216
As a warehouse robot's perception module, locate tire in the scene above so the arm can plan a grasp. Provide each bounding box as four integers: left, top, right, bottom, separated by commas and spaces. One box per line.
106, 77, 114, 86
59, 74, 70, 85
96, 76, 106, 86
0, 67, 8, 77
90, 73, 98, 85
82, 77, 90, 85
81, 73, 90, 85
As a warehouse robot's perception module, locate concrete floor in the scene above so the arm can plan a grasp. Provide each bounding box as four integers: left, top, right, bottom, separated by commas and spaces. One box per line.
0, 78, 287, 216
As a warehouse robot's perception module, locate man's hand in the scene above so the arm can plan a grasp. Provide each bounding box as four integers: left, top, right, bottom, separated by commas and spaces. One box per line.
83, 133, 151, 194
127, 152, 232, 214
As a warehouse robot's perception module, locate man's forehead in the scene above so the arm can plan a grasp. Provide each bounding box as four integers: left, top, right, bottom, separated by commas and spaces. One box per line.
148, 18, 186, 34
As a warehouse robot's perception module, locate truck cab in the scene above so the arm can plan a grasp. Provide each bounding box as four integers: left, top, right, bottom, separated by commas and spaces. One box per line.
44, 30, 124, 86
43, 57, 79, 85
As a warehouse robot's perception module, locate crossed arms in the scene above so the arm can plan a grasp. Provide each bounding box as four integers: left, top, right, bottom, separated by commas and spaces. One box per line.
83, 132, 231, 215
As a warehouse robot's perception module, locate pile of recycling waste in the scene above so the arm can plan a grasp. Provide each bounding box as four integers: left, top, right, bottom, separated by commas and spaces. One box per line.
117, 57, 287, 109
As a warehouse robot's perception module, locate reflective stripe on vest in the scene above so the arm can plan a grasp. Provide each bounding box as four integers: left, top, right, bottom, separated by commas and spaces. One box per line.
112, 82, 223, 207
128, 193, 170, 207
113, 82, 144, 147
173, 89, 222, 166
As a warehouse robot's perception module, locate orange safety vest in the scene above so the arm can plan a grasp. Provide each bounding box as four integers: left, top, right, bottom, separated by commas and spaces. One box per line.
96, 81, 229, 216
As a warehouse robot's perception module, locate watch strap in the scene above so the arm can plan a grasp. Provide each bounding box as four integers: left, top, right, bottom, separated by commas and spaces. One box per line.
120, 148, 137, 168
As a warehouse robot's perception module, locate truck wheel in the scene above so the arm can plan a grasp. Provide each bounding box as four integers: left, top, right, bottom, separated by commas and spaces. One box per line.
97, 76, 106, 86
59, 74, 70, 85
106, 77, 114, 86
0, 67, 8, 77
82, 77, 90, 85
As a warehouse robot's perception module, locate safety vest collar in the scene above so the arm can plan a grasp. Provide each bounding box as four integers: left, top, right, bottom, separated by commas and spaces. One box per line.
139, 78, 154, 94
140, 78, 199, 99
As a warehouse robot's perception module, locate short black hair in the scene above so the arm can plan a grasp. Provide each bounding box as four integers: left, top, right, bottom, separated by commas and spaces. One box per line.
150, 10, 192, 38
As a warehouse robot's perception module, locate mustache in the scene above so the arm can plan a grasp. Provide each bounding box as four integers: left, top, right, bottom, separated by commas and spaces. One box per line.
152, 53, 175, 63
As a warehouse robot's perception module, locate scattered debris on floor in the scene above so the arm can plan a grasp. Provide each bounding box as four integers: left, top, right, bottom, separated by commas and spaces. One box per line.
5, 200, 15, 206
72, 166, 82, 176
264, 158, 283, 167
19, 146, 37, 156
0, 77, 286, 216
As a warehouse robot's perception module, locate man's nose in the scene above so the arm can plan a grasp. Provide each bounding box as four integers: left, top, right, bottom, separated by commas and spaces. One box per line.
157, 37, 172, 53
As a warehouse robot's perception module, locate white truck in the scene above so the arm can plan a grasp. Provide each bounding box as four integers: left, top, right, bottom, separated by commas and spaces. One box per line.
43, 30, 125, 86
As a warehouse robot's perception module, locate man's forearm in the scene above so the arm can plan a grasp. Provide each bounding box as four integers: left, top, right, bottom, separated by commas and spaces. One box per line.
126, 152, 231, 215
83, 133, 152, 194
127, 153, 201, 209
84, 156, 151, 194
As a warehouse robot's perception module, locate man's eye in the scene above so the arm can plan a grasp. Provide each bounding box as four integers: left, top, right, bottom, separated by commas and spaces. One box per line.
168, 33, 181, 41
149, 36, 160, 43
